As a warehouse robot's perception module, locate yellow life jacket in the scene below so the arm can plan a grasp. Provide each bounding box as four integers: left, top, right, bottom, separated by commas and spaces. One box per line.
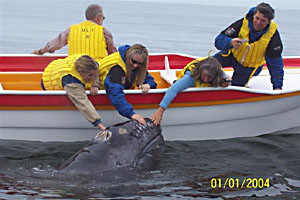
232, 15, 278, 68
68, 21, 108, 59
98, 52, 127, 89
177, 57, 211, 87
42, 54, 93, 90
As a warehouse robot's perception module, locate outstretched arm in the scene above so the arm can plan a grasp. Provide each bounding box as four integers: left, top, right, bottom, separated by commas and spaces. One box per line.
64, 83, 105, 130
32, 27, 69, 55
104, 66, 147, 125
151, 71, 194, 125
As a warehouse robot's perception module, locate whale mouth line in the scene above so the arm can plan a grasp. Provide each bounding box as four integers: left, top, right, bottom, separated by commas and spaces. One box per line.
133, 133, 164, 167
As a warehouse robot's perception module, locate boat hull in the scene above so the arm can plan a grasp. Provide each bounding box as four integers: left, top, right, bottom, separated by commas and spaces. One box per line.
1, 92, 300, 141
1, 107, 300, 142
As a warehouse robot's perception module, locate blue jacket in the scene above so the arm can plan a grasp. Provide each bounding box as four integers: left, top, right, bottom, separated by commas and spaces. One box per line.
160, 71, 194, 109
214, 7, 284, 89
104, 45, 157, 119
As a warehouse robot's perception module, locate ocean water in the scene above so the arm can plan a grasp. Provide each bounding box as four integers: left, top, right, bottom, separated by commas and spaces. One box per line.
0, 0, 300, 199
1, 0, 300, 56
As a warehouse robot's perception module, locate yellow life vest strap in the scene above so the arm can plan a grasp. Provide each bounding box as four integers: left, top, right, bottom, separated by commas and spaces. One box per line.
245, 66, 260, 88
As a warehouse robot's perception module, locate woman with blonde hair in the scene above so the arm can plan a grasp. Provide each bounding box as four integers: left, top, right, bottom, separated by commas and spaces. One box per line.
151, 56, 231, 125
42, 54, 106, 130
98, 44, 157, 125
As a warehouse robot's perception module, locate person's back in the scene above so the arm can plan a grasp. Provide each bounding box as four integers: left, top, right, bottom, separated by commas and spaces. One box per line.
32, 4, 116, 58
67, 4, 108, 59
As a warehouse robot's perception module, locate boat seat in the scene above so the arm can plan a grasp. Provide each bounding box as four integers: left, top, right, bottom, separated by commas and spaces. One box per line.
160, 56, 177, 85
0, 73, 43, 90
149, 71, 171, 89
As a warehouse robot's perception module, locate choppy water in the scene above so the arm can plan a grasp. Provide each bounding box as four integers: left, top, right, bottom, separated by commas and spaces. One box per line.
0, 134, 300, 199
1, 0, 300, 199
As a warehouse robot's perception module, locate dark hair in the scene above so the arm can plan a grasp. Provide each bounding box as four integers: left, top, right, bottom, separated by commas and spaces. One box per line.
191, 57, 224, 87
254, 2, 274, 21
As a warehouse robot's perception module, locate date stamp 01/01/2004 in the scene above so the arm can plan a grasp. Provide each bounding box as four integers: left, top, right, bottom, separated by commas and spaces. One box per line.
211, 178, 270, 189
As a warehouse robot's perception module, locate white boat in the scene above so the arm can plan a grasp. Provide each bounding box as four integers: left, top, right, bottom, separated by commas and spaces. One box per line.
0, 54, 300, 141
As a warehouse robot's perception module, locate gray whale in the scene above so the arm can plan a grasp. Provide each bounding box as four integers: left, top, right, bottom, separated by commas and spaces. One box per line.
58, 118, 164, 174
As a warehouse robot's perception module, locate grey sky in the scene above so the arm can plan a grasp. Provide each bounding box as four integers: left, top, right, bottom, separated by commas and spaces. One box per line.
120, 0, 300, 10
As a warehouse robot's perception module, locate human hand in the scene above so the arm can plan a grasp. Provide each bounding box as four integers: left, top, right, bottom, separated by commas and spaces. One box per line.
231, 38, 243, 49
131, 114, 146, 125
32, 49, 43, 55
97, 123, 106, 131
139, 84, 150, 94
151, 107, 165, 125
90, 87, 99, 95
221, 77, 232, 87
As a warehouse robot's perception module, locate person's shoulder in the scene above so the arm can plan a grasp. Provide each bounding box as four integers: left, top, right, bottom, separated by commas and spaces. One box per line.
70, 21, 83, 27
232, 18, 243, 28
266, 31, 283, 58
62, 74, 84, 87
108, 66, 126, 84
109, 66, 125, 76
270, 30, 283, 46
103, 27, 113, 34
221, 18, 243, 36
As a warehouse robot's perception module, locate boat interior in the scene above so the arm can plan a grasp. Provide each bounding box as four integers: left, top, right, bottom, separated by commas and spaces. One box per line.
0, 55, 300, 92
1, 67, 300, 92
0, 55, 185, 91
0, 71, 175, 91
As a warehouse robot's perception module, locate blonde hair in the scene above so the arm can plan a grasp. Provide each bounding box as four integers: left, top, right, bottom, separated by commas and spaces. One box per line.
191, 57, 223, 87
75, 55, 99, 73
125, 44, 149, 86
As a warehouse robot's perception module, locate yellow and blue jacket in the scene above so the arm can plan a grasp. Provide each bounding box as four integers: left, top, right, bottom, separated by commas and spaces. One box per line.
100, 45, 157, 118
214, 7, 284, 89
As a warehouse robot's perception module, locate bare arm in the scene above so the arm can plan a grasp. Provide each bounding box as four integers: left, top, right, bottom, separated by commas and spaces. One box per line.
103, 27, 117, 54
32, 27, 70, 55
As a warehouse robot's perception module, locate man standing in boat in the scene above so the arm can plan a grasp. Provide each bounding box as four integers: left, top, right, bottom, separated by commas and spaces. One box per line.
213, 2, 284, 90
32, 4, 116, 59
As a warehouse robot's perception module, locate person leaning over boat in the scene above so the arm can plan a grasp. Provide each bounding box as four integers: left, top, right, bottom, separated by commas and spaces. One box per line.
32, 4, 116, 58
41, 54, 106, 131
151, 57, 230, 125
98, 44, 157, 125
213, 2, 284, 90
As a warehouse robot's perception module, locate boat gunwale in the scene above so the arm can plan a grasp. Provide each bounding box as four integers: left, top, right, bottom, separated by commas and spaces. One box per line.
1, 85, 300, 96
1, 53, 300, 59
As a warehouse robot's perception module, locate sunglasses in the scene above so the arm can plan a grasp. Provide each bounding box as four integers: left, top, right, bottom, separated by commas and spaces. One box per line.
130, 58, 144, 65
